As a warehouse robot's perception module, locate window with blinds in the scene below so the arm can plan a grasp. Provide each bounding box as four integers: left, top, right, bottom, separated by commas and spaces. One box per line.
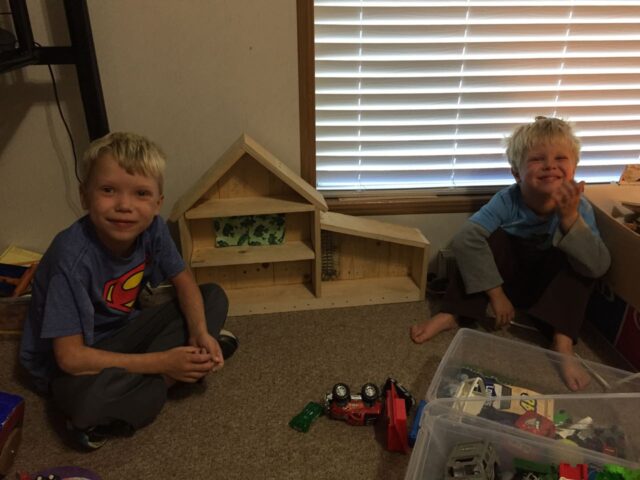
313, 1, 640, 193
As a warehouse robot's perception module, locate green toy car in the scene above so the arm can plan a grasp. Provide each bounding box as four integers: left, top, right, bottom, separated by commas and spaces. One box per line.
289, 402, 324, 433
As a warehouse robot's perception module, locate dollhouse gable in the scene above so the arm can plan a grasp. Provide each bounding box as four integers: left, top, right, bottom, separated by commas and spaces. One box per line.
170, 133, 327, 222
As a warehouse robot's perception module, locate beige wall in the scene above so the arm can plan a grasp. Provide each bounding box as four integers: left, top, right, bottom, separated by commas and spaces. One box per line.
0, 0, 468, 262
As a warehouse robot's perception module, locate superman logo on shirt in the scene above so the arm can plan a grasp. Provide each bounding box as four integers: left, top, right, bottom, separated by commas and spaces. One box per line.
103, 262, 145, 313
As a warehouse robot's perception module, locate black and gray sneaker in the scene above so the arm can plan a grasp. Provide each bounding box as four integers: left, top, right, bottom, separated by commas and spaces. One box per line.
66, 421, 108, 450
66, 419, 134, 451
218, 329, 239, 360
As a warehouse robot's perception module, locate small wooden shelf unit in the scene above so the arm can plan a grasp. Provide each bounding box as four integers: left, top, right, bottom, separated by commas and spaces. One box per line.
170, 134, 430, 316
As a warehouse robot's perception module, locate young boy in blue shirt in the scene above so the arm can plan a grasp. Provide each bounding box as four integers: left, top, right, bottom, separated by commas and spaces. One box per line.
411, 117, 610, 391
20, 132, 238, 449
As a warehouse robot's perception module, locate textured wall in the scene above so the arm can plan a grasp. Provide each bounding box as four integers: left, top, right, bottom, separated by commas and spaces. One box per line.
0, 0, 300, 253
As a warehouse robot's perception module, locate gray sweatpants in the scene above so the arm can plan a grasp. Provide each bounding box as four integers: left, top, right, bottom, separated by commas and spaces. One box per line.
50, 283, 228, 430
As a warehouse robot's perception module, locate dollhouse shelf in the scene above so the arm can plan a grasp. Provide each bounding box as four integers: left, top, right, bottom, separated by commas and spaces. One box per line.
224, 277, 421, 316
190, 241, 315, 267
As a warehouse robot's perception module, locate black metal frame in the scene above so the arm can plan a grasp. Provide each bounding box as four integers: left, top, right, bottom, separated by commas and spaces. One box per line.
1, 0, 108, 139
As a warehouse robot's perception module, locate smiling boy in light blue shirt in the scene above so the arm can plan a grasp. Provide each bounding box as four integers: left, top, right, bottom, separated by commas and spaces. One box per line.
411, 117, 610, 391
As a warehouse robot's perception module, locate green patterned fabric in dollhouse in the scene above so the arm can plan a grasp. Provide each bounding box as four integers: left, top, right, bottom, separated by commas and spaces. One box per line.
213, 214, 285, 247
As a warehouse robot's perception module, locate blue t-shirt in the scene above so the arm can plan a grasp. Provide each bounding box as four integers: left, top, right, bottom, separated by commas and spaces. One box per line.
19, 215, 185, 392
469, 184, 600, 249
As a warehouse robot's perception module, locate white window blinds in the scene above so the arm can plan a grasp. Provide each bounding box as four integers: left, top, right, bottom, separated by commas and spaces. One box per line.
314, 1, 640, 192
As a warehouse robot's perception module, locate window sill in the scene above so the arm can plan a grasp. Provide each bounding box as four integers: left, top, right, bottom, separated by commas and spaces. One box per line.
325, 194, 492, 216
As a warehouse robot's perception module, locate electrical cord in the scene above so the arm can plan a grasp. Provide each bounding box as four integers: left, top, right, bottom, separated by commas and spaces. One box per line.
34, 42, 80, 183
509, 320, 539, 332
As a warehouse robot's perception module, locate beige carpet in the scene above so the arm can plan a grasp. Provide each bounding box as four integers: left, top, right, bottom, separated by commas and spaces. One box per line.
1, 299, 631, 480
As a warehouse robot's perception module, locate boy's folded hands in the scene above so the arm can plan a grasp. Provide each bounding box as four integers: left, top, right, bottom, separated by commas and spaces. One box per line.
163, 346, 216, 383
189, 332, 224, 371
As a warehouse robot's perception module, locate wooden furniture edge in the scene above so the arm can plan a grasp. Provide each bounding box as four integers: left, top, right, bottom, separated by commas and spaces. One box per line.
320, 211, 429, 248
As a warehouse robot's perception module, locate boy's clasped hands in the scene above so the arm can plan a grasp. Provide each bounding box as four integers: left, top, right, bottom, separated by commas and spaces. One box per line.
552, 179, 585, 233
164, 335, 224, 384
163, 347, 215, 383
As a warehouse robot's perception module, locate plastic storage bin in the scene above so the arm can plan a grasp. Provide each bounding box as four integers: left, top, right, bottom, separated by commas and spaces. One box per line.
427, 328, 640, 402
416, 393, 640, 464
405, 398, 640, 480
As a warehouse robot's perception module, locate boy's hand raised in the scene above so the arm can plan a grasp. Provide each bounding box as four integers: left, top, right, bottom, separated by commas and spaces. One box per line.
553, 179, 584, 233
163, 346, 215, 383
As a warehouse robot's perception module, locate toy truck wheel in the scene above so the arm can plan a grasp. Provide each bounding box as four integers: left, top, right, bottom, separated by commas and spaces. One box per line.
361, 383, 380, 406
332, 383, 350, 406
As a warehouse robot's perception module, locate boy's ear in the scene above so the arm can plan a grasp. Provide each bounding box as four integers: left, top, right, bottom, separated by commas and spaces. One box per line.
153, 193, 164, 213
511, 168, 521, 182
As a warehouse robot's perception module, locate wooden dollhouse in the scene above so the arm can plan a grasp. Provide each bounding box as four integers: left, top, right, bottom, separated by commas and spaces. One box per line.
170, 134, 430, 316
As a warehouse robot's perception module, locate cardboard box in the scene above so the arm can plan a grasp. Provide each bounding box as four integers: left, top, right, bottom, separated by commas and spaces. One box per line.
587, 286, 640, 370
587, 281, 627, 344
584, 184, 640, 369
615, 303, 640, 370
585, 184, 640, 310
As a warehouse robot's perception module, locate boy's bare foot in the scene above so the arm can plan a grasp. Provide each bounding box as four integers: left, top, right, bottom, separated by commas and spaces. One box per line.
410, 313, 459, 344
552, 333, 591, 391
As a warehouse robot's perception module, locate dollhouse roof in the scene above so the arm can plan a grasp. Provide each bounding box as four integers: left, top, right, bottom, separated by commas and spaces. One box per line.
169, 133, 327, 221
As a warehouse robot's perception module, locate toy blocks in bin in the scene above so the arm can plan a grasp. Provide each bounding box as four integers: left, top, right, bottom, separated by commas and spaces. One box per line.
416, 392, 640, 465
0, 392, 25, 477
427, 329, 640, 402
406, 328, 640, 479
404, 399, 640, 480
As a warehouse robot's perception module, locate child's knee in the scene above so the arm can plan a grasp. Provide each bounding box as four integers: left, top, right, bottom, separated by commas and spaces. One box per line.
54, 368, 167, 430
200, 283, 229, 312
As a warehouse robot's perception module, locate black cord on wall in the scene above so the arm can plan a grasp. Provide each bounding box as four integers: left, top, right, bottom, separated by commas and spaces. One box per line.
34, 42, 80, 183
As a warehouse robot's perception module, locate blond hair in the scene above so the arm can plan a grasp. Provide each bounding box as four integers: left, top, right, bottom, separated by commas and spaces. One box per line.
505, 116, 580, 175
81, 132, 166, 192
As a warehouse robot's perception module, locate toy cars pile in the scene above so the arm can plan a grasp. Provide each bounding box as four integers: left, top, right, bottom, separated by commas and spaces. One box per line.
443, 367, 629, 459
289, 378, 416, 453
444, 440, 640, 480
324, 382, 383, 426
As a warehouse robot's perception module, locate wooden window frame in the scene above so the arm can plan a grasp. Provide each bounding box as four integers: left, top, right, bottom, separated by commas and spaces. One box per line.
296, 0, 490, 215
